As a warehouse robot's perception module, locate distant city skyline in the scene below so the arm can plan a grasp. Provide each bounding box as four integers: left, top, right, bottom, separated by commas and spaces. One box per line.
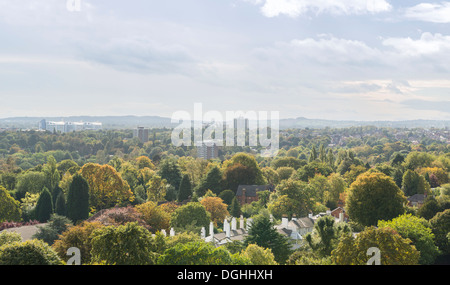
1, 0, 450, 121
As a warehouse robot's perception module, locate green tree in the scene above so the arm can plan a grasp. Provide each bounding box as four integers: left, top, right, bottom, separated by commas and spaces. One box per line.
229, 196, 241, 218
35, 187, 53, 223
429, 209, 450, 255
178, 174, 192, 202
90, 222, 156, 265
195, 166, 224, 196
346, 172, 406, 227
170, 202, 211, 233
54, 191, 66, 216
66, 173, 90, 223
157, 241, 247, 265
158, 158, 182, 189
0, 186, 21, 222
295, 161, 333, 182
244, 215, 292, 264
378, 214, 440, 264
402, 169, 430, 196
305, 215, 351, 257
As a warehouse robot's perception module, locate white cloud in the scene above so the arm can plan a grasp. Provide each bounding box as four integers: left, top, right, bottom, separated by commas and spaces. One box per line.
245, 0, 392, 17
382, 32, 450, 56
404, 2, 450, 23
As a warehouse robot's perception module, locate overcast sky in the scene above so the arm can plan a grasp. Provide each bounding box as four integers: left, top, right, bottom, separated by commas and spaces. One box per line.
1, 0, 450, 121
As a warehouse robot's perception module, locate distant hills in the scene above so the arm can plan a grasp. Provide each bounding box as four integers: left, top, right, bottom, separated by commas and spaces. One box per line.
0, 116, 449, 130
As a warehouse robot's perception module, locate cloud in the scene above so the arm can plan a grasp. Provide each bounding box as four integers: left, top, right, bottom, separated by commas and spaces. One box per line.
244, 0, 392, 17
78, 36, 195, 74
404, 2, 450, 23
382, 32, 450, 56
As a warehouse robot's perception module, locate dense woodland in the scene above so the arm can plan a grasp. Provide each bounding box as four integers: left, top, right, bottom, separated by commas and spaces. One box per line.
0, 126, 449, 265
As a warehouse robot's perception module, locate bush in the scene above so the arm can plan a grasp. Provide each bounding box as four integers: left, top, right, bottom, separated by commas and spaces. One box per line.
32, 214, 73, 245
90, 222, 156, 265
0, 231, 22, 247
0, 239, 63, 265
52, 221, 104, 265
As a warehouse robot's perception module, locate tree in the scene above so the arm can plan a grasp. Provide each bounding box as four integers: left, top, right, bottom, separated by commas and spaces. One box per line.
43, 155, 60, 191
229, 196, 241, 218
54, 191, 66, 216
223, 163, 256, 194
32, 214, 73, 246
244, 215, 292, 264
157, 158, 182, 189
402, 169, 429, 196
378, 214, 440, 265
80, 163, 134, 211
146, 174, 167, 203
295, 161, 333, 182
52, 221, 104, 265
90, 222, 156, 265
346, 172, 406, 227
157, 241, 246, 265
66, 173, 90, 223
178, 174, 192, 202
0, 186, 21, 222
331, 226, 420, 265
170, 202, 211, 233
240, 244, 278, 265
200, 197, 229, 226
136, 156, 155, 170
15, 171, 47, 200
195, 166, 224, 196
305, 215, 351, 257
0, 239, 63, 265
35, 187, 53, 223
268, 179, 312, 219
417, 196, 441, 220
135, 201, 171, 233
429, 209, 450, 255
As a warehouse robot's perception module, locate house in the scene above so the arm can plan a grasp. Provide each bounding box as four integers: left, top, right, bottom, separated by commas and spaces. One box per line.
407, 194, 426, 207
330, 207, 349, 222
203, 216, 251, 247
275, 214, 315, 249
235, 185, 274, 205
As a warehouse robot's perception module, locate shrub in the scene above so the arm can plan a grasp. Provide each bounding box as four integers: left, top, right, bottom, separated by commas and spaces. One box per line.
0, 239, 63, 265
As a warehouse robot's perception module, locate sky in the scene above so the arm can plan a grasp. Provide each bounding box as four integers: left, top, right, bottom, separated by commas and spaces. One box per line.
0, 0, 450, 121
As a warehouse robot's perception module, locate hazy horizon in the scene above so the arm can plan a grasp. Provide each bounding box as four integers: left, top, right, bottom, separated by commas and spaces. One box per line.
1, 0, 450, 121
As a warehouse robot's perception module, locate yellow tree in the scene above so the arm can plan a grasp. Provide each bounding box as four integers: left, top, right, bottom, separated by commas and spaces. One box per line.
146, 174, 167, 203
200, 196, 229, 226
80, 163, 134, 211
135, 201, 171, 233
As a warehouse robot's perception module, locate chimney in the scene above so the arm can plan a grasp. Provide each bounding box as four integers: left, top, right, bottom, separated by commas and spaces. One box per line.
240, 215, 244, 229
231, 217, 237, 231
246, 218, 253, 231
209, 222, 214, 237
170, 228, 175, 237
225, 220, 231, 238
161, 229, 167, 237
308, 213, 313, 219
326, 210, 331, 216
339, 212, 344, 223
282, 215, 289, 228
201, 227, 206, 239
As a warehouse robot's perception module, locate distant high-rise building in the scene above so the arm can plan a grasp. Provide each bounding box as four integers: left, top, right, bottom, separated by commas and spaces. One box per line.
38, 119, 102, 133
197, 140, 219, 160
133, 127, 149, 143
